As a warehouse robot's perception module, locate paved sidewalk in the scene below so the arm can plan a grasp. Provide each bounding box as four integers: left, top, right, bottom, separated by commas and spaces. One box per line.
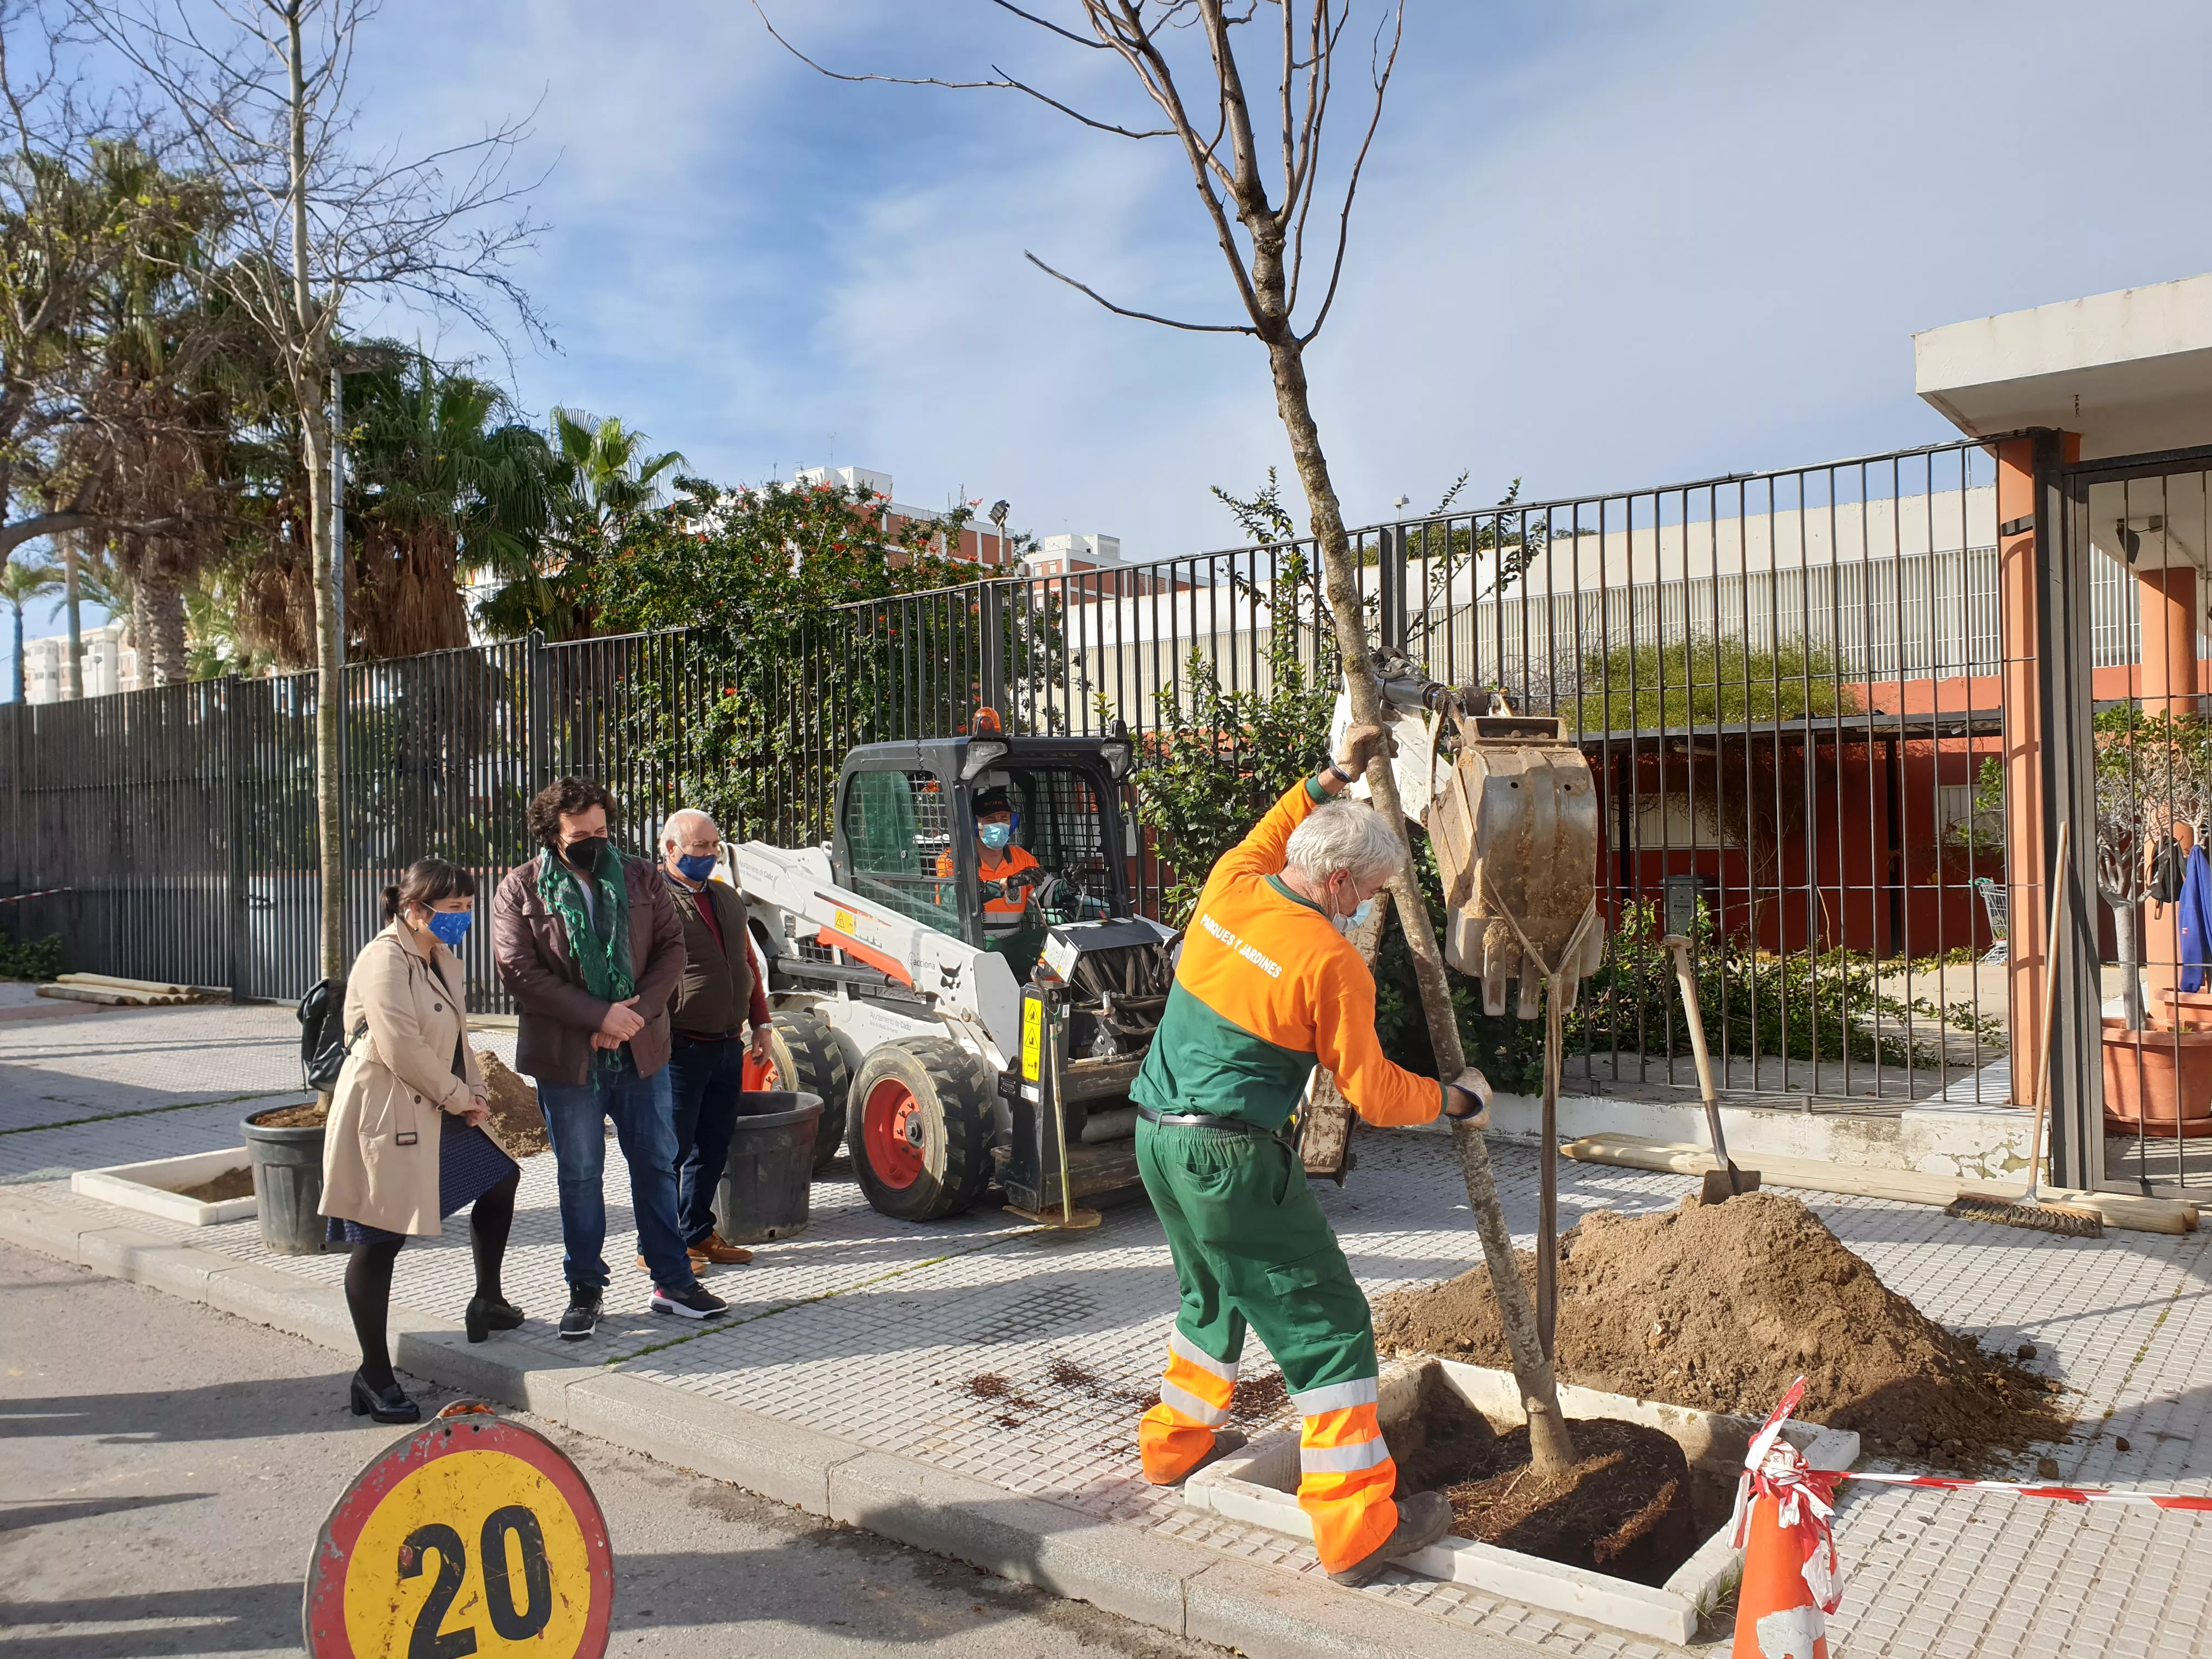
5, 1003, 2210, 1657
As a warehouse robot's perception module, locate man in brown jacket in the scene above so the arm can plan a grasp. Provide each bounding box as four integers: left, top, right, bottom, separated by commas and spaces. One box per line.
659, 808, 774, 1268
493, 777, 727, 1340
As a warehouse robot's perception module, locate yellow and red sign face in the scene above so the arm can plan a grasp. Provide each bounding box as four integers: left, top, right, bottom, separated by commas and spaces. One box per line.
303, 1409, 613, 1659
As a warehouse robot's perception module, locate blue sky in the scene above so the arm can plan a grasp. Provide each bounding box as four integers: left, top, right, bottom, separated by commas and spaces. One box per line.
14, 0, 2212, 661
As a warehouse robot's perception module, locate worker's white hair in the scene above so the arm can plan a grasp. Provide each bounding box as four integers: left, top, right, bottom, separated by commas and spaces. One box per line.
658, 806, 720, 849
1284, 800, 1402, 886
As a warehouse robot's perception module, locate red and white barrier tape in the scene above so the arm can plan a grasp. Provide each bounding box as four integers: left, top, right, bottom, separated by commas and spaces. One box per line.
0, 887, 70, 906
1836, 1470, 2212, 1511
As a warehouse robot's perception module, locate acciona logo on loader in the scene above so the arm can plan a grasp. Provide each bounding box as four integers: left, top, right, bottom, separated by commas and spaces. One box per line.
1198, 912, 1283, 979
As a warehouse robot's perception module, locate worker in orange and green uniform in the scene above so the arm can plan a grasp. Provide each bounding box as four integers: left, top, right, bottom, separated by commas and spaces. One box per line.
1129, 723, 1493, 1587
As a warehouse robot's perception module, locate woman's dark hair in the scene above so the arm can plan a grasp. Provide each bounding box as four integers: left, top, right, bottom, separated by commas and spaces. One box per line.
527, 776, 620, 849
381, 858, 477, 923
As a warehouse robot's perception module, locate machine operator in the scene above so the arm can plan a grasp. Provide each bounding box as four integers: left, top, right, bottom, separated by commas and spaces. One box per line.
1127, 724, 1492, 1588
938, 785, 1042, 947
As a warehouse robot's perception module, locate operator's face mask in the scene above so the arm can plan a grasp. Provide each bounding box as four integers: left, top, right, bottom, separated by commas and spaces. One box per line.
979, 819, 1014, 851
674, 853, 716, 883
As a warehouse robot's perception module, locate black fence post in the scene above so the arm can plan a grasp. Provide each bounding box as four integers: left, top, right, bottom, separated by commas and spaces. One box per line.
1377, 524, 1406, 653
979, 583, 1008, 727
527, 629, 549, 793
225, 676, 247, 1001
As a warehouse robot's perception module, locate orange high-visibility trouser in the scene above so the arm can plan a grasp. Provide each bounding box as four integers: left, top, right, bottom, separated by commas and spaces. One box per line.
1135, 1120, 1398, 1574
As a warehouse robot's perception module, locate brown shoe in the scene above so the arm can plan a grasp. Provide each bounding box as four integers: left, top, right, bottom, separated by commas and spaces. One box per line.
692, 1232, 753, 1267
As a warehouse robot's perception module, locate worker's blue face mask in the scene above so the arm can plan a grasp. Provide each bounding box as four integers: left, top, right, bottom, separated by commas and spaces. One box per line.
979, 821, 1014, 850
427, 910, 472, 948
1346, 897, 1375, 930
675, 853, 716, 883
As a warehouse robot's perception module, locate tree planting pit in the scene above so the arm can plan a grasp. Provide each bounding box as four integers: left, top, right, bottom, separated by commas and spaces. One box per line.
73, 1147, 260, 1226
1183, 1355, 1857, 1645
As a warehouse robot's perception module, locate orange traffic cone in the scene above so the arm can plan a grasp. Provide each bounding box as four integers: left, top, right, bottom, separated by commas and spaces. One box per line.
1731, 1483, 1830, 1659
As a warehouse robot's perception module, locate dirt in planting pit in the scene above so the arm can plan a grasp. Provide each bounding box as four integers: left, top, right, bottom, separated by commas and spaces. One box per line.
473, 1050, 550, 1159
1387, 1374, 1697, 1586
1373, 1192, 2072, 1472
247, 1101, 326, 1128
172, 1167, 253, 1203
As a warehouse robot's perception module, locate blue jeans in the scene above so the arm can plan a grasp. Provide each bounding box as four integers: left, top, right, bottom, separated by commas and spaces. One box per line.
666, 1034, 756, 1245
536, 1054, 696, 1293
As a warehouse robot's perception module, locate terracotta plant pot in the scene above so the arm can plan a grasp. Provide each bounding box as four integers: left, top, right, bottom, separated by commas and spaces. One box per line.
2101, 1020, 2212, 1138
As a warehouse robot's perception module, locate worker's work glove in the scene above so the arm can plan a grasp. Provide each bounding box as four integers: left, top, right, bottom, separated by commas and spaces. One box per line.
1443, 1065, 1493, 1126
1337, 722, 1397, 778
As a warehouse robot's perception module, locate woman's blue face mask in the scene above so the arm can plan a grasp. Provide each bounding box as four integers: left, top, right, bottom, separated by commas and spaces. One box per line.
675, 853, 717, 883
427, 910, 472, 948
979, 821, 1014, 851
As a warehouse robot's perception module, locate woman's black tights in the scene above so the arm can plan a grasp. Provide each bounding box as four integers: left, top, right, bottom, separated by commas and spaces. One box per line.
345, 1171, 521, 1391
471, 1170, 520, 1302
345, 1238, 406, 1391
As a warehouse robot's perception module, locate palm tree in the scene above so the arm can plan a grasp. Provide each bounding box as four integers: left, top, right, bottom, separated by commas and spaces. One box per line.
2, 554, 60, 702
339, 354, 552, 659
474, 407, 683, 640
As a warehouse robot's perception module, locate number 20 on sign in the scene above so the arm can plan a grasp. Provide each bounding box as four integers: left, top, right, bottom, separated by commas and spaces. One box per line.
303, 1403, 614, 1659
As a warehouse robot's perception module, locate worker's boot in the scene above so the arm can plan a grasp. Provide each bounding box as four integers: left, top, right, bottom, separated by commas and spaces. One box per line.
1325, 1491, 1453, 1588
1177, 1429, 1246, 1483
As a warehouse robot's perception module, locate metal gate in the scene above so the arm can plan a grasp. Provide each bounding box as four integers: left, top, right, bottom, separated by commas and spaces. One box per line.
2055, 442, 2212, 1201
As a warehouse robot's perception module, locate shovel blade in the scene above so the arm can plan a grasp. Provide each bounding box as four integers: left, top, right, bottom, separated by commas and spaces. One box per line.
1701, 1165, 1762, 1205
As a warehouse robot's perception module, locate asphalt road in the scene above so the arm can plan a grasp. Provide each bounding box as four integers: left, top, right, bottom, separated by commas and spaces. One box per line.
0, 1242, 1224, 1657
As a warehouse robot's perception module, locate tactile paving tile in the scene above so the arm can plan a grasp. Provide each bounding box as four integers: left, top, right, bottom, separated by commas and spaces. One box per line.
8, 1004, 2210, 1656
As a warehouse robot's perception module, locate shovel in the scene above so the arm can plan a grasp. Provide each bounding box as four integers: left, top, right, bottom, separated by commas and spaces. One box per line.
1662, 933, 1760, 1204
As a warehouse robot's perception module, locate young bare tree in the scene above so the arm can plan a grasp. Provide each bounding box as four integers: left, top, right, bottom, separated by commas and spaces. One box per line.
757, 1, 1577, 1472
82, 0, 545, 996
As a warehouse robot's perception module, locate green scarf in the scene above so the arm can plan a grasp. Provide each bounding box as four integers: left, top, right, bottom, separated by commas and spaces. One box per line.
538, 846, 636, 1020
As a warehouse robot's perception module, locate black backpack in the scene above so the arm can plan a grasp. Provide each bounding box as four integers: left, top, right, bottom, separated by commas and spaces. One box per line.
297, 979, 366, 1092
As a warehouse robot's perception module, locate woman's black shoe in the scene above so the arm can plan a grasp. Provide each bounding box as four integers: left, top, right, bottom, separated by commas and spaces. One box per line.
349, 1370, 421, 1424
465, 1295, 525, 1344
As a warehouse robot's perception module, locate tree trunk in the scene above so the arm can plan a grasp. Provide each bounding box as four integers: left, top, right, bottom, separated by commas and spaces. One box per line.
2109, 889, 2142, 1030
63, 537, 83, 700
132, 564, 188, 685
286, 0, 346, 994
1265, 331, 1578, 1475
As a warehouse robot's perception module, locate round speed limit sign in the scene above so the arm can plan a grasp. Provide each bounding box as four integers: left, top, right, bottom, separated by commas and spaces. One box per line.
303, 1403, 613, 1658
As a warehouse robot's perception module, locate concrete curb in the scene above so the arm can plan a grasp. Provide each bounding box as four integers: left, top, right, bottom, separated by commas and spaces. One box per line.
0, 1191, 1563, 1659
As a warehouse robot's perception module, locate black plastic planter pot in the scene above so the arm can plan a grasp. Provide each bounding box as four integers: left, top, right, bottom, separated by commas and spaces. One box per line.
716, 1091, 823, 1244
241, 1108, 328, 1255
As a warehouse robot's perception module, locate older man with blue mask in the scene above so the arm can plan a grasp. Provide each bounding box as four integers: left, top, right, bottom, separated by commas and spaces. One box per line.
658, 808, 774, 1271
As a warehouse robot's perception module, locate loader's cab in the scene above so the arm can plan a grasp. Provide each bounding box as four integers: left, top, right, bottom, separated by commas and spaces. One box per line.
831, 733, 1136, 984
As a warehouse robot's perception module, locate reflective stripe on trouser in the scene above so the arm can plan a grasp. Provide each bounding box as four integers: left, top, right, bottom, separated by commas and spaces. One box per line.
1139, 1328, 1240, 1483
1133, 1116, 1398, 1571
1292, 1378, 1398, 1571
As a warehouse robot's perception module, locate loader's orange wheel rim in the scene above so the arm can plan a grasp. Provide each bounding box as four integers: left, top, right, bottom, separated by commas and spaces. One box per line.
742, 1051, 777, 1091
862, 1077, 924, 1189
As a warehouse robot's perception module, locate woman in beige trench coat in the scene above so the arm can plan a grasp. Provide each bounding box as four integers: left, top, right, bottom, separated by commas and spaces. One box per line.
321, 858, 522, 1423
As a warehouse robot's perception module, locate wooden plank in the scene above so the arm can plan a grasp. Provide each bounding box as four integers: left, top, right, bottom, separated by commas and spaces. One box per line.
1561, 1132, 2198, 1237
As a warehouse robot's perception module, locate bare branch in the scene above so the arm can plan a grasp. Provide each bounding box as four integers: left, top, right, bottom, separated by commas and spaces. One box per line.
989, 0, 1112, 50
1023, 250, 1254, 334
1299, 2, 1398, 345
752, 1, 1172, 139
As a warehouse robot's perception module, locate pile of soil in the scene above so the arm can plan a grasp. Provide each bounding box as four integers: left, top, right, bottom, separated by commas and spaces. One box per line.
1387, 1374, 1697, 1585
173, 1167, 254, 1203
475, 1050, 550, 1159
249, 1101, 327, 1128
1374, 1192, 2070, 1470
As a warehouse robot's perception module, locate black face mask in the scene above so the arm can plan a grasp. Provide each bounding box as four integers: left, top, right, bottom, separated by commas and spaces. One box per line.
561, 836, 608, 873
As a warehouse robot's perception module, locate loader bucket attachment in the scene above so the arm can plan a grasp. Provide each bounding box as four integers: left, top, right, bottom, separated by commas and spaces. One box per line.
1429, 714, 1602, 1018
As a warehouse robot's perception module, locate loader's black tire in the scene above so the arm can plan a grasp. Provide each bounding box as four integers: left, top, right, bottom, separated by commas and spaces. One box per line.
848, 1037, 996, 1222
767, 1007, 851, 1175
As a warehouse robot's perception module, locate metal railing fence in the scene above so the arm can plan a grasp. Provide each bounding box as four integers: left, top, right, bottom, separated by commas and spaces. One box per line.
0, 435, 2126, 1115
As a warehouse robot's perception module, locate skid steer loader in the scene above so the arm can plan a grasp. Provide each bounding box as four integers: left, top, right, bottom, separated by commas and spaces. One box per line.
729, 716, 1179, 1224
